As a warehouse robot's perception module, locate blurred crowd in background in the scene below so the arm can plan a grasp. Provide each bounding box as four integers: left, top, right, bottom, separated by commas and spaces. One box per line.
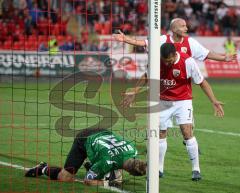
0, 0, 240, 51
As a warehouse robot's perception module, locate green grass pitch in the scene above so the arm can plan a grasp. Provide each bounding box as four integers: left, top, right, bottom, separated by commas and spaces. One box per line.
0, 79, 240, 193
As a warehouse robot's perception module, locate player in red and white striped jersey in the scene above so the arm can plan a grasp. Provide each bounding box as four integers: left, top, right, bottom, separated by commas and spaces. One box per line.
159, 42, 223, 180
122, 43, 224, 181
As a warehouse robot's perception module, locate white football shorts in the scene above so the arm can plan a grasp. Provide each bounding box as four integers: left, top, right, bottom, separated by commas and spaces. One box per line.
159, 99, 193, 130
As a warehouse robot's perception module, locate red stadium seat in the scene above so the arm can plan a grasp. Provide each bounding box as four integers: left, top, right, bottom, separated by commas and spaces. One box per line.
28, 35, 37, 42
6, 36, 13, 41
94, 22, 103, 34
3, 40, 12, 50
13, 42, 21, 50
67, 35, 73, 42
33, 42, 39, 50
19, 35, 26, 42
57, 35, 64, 42
24, 41, 32, 51
38, 35, 48, 42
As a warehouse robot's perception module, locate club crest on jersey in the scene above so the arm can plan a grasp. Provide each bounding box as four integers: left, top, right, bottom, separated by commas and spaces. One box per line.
173, 69, 180, 77
181, 47, 187, 53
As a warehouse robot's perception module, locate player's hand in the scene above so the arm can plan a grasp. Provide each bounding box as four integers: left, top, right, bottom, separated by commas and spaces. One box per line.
213, 101, 224, 118
113, 30, 126, 42
121, 92, 136, 107
225, 53, 237, 62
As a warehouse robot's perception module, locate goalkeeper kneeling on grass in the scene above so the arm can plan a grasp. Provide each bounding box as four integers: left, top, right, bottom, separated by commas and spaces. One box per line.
25, 128, 146, 186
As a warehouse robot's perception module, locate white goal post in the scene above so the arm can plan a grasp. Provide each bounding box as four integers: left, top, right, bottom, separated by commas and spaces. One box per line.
147, 0, 161, 193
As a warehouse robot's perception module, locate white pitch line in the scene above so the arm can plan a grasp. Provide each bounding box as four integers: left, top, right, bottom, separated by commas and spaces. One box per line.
0, 160, 131, 193
195, 128, 240, 137
2, 123, 240, 137
103, 186, 132, 193
0, 161, 30, 171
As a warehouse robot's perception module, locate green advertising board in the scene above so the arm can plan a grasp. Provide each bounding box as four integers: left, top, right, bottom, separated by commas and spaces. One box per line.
0, 51, 110, 77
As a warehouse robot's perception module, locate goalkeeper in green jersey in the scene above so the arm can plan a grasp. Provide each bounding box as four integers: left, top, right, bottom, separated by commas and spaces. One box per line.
25, 128, 146, 186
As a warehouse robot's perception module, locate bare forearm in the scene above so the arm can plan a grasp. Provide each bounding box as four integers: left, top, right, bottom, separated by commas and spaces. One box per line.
114, 31, 146, 46
125, 37, 146, 46
124, 37, 146, 46
131, 73, 147, 93
200, 79, 217, 103
207, 51, 226, 61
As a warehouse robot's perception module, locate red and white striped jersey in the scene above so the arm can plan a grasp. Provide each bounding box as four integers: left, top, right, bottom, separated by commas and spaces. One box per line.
145, 34, 209, 61
165, 34, 192, 57
160, 52, 204, 101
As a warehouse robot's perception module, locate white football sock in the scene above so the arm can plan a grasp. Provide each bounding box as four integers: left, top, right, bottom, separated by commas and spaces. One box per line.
159, 138, 167, 173
185, 137, 200, 172
42, 166, 48, 175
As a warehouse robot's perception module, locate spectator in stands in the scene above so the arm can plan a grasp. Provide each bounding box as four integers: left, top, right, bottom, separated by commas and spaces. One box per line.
206, 3, 217, 30
99, 41, 109, 52
175, 1, 186, 18
1, 0, 14, 19
48, 37, 59, 54
188, 15, 199, 35
76, 4, 86, 26
89, 40, 99, 51
13, 24, 24, 41
74, 41, 83, 51
216, 3, 228, 21
37, 0, 48, 11
87, 4, 98, 26
24, 15, 33, 35
60, 41, 74, 51
189, 0, 203, 14
38, 16, 48, 35
136, 0, 148, 15
224, 35, 237, 55
49, 7, 58, 24
29, 3, 43, 27
161, 13, 171, 34
164, 0, 177, 17
222, 10, 235, 36
13, 0, 27, 11
26, 0, 33, 9
184, 4, 193, 19
237, 15, 240, 36
38, 42, 48, 51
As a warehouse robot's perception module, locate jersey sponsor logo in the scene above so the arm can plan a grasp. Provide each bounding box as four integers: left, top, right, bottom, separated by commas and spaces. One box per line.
173, 69, 181, 77
160, 79, 176, 89
181, 47, 188, 53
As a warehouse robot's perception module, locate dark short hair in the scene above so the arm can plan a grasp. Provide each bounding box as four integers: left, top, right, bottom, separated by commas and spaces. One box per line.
125, 158, 147, 176
160, 43, 176, 59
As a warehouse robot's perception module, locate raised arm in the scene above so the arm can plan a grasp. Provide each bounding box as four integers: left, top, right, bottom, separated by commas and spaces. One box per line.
199, 79, 224, 118
113, 30, 146, 46
207, 51, 237, 62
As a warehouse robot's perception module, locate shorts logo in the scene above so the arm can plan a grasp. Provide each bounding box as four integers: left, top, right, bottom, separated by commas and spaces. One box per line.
173, 69, 180, 77
181, 47, 187, 53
